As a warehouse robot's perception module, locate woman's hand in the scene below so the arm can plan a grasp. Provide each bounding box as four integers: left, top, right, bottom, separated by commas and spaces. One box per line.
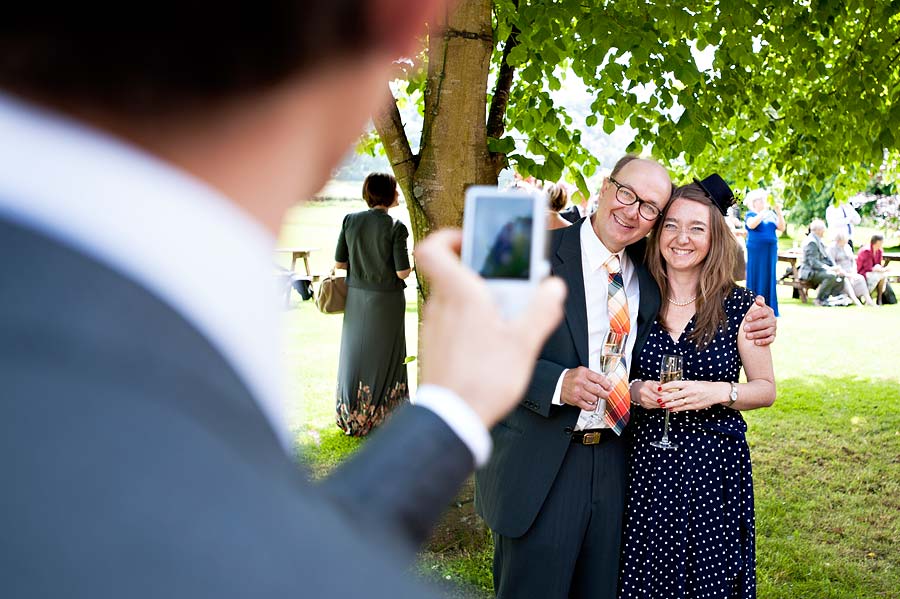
659, 380, 730, 412
632, 380, 663, 410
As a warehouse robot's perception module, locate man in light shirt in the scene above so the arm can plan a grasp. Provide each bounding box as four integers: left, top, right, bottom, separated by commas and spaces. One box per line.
477, 156, 777, 599
825, 201, 862, 249
0, 3, 566, 598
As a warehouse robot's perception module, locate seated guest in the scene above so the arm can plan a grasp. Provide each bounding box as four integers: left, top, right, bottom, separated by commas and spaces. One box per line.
546, 183, 573, 230
828, 231, 875, 306
799, 219, 844, 305
857, 234, 890, 303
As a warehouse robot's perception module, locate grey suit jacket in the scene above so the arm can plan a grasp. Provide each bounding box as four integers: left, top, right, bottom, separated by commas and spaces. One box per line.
799, 235, 834, 280
1, 215, 472, 598
475, 221, 661, 538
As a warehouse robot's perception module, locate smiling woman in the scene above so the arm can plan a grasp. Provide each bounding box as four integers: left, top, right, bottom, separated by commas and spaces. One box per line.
647, 183, 736, 348
622, 177, 776, 599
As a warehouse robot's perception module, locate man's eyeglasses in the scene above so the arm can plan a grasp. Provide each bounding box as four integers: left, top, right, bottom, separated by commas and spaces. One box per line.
608, 177, 661, 221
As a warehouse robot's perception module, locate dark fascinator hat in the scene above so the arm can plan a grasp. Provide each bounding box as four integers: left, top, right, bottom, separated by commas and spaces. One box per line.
693, 174, 735, 215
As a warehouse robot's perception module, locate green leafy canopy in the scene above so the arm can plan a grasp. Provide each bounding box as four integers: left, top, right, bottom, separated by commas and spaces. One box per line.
386, 0, 900, 205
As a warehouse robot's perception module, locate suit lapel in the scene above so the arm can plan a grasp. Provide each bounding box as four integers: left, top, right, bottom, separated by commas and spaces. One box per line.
552, 225, 589, 366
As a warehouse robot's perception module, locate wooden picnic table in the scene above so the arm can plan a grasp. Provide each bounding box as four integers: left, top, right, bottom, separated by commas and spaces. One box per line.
275, 247, 319, 277
776, 249, 812, 302
883, 251, 900, 266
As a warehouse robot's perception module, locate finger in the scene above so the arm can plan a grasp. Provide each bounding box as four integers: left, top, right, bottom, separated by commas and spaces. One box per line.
745, 295, 766, 321
660, 381, 684, 393
661, 388, 688, 401
584, 371, 612, 390
513, 276, 567, 352
572, 394, 597, 411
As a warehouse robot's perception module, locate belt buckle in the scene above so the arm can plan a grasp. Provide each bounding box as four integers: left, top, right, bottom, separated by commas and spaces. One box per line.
581, 431, 602, 445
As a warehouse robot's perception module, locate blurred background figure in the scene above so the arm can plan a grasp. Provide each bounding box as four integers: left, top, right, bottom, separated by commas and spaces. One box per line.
558, 184, 583, 224
799, 219, 844, 305
857, 234, 890, 304
546, 182, 573, 230
334, 173, 412, 436
744, 188, 785, 315
828, 231, 875, 306
826, 201, 861, 250
726, 204, 748, 282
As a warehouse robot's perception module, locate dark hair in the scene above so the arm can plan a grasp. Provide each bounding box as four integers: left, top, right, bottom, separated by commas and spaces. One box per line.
0, 3, 373, 115
646, 182, 735, 349
547, 183, 568, 212
871, 234, 884, 246
362, 172, 397, 208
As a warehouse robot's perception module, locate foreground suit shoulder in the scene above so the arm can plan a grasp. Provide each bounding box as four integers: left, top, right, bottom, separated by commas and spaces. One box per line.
0, 216, 464, 598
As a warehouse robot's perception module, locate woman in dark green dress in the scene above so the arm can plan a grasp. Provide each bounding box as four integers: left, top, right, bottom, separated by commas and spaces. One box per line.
334, 172, 412, 436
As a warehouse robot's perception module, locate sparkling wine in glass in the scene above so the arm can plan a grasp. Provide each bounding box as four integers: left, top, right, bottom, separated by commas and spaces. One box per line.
651, 354, 682, 450
583, 331, 627, 429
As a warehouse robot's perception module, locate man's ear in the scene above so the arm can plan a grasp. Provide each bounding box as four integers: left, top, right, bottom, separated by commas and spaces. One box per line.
368, 0, 456, 58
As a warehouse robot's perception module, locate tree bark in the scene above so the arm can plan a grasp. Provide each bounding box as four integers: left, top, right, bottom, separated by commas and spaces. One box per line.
415, 0, 497, 235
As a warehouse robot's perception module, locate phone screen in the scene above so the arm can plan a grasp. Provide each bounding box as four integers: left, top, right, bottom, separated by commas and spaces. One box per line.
471, 196, 534, 280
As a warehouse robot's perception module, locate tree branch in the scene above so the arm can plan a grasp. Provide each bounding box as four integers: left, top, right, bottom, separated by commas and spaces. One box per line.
486, 6, 521, 177
373, 86, 418, 192
486, 26, 520, 140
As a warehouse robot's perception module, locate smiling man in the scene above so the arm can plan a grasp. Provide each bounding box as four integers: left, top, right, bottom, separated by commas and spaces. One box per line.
475, 155, 778, 599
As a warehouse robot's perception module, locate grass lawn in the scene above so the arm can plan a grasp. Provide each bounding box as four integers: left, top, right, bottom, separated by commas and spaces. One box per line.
279, 199, 900, 598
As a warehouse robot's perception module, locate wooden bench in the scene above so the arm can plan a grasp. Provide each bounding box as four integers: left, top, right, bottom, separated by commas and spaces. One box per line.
778, 271, 815, 303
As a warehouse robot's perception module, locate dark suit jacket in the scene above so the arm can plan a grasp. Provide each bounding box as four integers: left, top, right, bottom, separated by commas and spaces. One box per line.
475, 221, 661, 538
1, 215, 471, 598
558, 205, 582, 224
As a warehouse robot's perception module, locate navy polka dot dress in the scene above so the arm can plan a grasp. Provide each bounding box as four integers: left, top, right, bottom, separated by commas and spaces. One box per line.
618, 286, 757, 599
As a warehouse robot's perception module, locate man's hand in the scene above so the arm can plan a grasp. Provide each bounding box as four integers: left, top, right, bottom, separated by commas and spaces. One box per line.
415, 230, 566, 428
560, 367, 611, 411
743, 295, 777, 346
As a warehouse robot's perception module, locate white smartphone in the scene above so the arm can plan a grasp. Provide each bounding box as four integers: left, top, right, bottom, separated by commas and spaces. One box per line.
461, 185, 549, 318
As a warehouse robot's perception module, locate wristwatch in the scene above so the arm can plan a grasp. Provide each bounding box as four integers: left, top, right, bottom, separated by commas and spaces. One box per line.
726, 382, 738, 408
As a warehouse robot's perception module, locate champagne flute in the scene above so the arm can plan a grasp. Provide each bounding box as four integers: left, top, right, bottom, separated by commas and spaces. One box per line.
584, 331, 627, 428
650, 354, 682, 450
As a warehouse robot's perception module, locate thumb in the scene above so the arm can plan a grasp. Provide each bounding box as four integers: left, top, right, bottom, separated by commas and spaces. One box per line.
513, 277, 567, 353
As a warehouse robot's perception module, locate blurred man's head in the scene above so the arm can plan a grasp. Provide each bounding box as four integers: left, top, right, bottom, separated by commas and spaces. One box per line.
0, 1, 447, 227
809, 219, 826, 237
592, 156, 672, 253
871, 234, 884, 251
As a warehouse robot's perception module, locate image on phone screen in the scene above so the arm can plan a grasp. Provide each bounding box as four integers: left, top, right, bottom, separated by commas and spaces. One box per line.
472, 197, 534, 280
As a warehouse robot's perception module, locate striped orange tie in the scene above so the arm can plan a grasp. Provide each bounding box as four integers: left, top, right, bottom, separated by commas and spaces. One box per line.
605, 255, 631, 434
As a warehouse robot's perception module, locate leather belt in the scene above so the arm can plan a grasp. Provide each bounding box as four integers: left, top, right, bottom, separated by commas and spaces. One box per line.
569, 429, 613, 445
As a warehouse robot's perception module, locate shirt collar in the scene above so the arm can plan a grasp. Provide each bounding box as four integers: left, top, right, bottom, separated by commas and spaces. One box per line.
0, 92, 290, 449
580, 215, 623, 273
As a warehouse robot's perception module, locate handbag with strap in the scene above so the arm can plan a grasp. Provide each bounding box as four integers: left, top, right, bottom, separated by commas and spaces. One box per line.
315, 269, 348, 314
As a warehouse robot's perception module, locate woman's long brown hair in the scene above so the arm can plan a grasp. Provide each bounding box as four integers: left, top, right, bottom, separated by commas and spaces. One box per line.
646, 182, 737, 349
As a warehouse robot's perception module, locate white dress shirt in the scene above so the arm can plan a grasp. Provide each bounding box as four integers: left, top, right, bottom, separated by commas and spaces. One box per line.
0, 92, 490, 466
825, 203, 861, 240
551, 218, 640, 430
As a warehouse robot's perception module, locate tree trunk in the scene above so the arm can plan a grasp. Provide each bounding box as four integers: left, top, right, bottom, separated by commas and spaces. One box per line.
374, 0, 497, 379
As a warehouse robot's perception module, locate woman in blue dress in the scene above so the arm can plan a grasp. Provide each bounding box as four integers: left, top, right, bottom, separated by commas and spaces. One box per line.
619, 178, 776, 599
743, 188, 784, 316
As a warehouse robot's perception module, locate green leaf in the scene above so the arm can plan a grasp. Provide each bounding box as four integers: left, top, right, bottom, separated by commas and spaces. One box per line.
585, 114, 598, 127
603, 118, 615, 135
487, 136, 516, 154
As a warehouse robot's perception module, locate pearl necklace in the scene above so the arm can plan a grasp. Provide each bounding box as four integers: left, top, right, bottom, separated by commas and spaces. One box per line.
668, 295, 697, 307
